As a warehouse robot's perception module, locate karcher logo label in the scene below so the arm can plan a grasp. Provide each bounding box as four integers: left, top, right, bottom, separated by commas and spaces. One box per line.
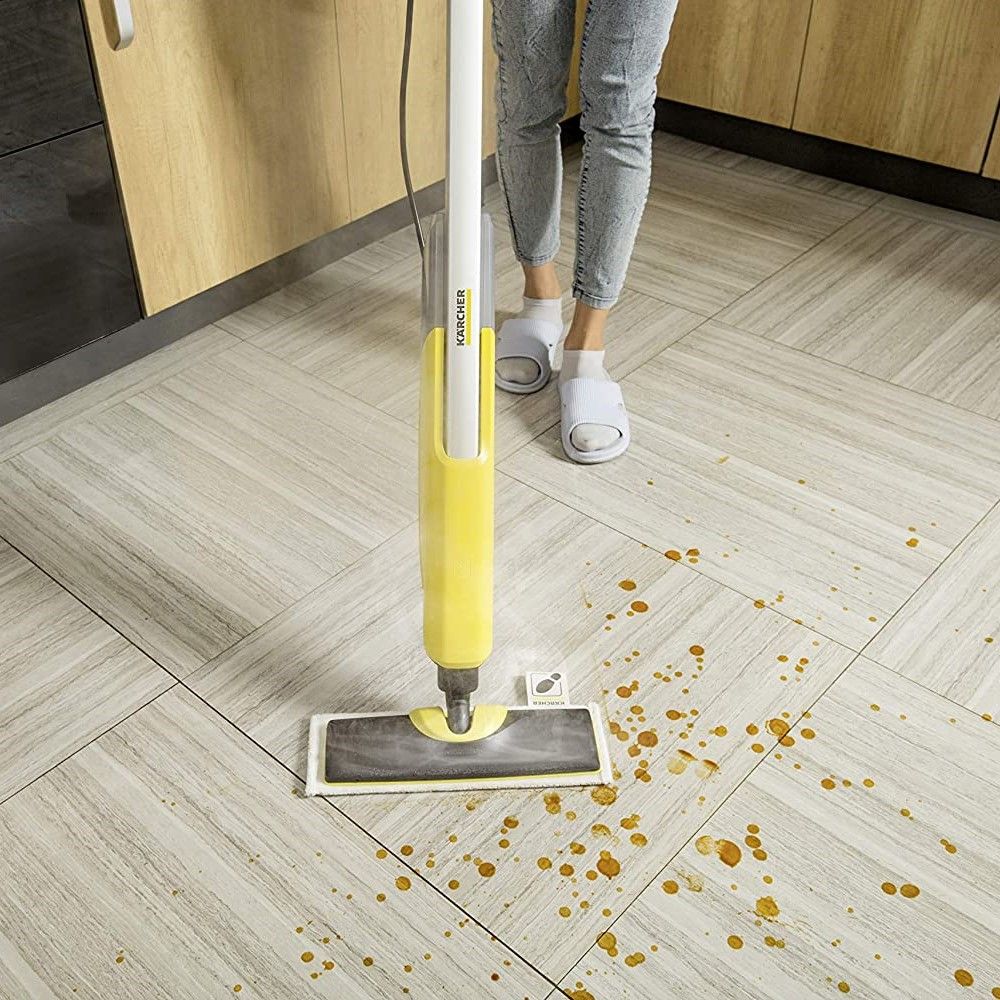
456, 288, 472, 346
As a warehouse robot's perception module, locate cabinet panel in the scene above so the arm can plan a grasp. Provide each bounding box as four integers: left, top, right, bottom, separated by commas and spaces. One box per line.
0, 126, 141, 383
795, 0, 1000, 171
657, 0, 812, 127
79, 0, 352, 315
985, 127, 1000, 180
336, 1, 501, 221
0, 0, 101, 156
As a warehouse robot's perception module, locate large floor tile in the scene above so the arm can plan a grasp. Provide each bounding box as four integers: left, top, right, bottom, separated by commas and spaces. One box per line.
627, 150, 864, 315
0, 540, 171, 803
867, 502, 1000, 720
247, 233, 703, 458
653, 132, 884, 207
190, 474, 855, 978
501, 323, 1000, 650
719, 207, 1000, 420
216, 238, 408, 339
0, 324, 237, 463
0, 686, 549, 1000
0, 343, 416, 677
558, 658, 1000, 999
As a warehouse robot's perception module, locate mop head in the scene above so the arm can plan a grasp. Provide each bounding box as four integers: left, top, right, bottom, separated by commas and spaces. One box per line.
305, 703, 612, 796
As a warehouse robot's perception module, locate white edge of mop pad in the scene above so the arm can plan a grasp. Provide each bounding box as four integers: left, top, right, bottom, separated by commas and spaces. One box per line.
305, 703, 613, 797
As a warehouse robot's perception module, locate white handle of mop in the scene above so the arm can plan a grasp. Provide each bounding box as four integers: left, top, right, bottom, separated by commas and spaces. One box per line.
443, 0, 484, 460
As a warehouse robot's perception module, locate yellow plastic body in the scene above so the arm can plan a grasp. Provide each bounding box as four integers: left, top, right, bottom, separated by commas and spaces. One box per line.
419, 326, 495, 670
408, 704, 507, 742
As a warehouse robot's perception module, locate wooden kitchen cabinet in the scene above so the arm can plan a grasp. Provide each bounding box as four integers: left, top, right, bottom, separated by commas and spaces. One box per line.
985, 127, 1000, 180
79, 0, 352, 315
336, 0, 499, 221
657, 0, 812, 127
794, 0, 1000, 171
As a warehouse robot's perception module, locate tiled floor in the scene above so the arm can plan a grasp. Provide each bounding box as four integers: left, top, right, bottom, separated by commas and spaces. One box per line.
2, 132, 1000, 999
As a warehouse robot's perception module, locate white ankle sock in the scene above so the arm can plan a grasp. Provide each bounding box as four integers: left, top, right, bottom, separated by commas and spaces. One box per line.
560, 349, 622, 453
496, 297, 562, 386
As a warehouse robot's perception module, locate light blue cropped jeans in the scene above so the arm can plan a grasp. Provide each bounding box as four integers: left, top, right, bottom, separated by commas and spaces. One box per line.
491, 0, 679, 309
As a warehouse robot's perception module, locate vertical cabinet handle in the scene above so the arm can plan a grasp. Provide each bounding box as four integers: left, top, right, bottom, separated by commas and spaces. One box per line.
111, 0, 135, 49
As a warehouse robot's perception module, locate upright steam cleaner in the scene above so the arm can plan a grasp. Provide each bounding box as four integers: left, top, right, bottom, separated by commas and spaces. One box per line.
306, 0, 611, 795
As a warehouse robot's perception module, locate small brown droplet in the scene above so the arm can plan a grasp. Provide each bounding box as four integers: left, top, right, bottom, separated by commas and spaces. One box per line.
618, 579, 637, 591
630, 600, 649, 613
881, 882, 897, 895
478, 862, 496, 878
665, 550, 682, 561
662, 879, 679, 894
954, 969, 973, 987
900, 883, 919, 898
727, 935, 743, 950
396, 876, 411, 891
301, 952, 314, 963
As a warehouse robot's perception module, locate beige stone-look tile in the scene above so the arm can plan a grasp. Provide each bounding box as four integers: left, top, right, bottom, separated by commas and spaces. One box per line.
0, 540, 172, 803
248, 235, 702, 458
0, 325, 238, 463
653, 132, 884, 207
558, 658, 1000, 999
216, 239, 408, 339
0, 687, 549, 1000
0, 343, 416, 677
190, 474, 855, 977
868, 502, 1000, 720
501, 323, 1000, 650
878, 193, 1000, 238
719, 207, 1000, 420
626, 152, 864, 315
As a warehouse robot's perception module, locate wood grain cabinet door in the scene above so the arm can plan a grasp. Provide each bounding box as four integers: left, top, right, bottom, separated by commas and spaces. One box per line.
657, 0, 813, 126
79, 0, 352, 315
794, 0, 1000, 171
985, 128, 1000, 180
336, 0, 500, 222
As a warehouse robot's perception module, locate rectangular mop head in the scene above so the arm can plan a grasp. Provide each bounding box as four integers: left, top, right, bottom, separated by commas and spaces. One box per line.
306, 704, 613, 797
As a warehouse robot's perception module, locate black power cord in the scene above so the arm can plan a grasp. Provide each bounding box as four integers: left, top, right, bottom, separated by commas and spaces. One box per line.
400, 0, 425, 257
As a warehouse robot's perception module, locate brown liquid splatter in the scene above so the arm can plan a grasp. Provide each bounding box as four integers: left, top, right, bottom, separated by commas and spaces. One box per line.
941, 839, 958, 854
559, 863, 574, 877
619, 579, 637, 591
478, 862, 496, 878
954, 970, 973, 987
637, 730, 658, 748
396, 876, 411, 891
558, 906, 571, 918
301, 952, 314, 963
900, 883, 919, 898
662, 879, 679, 894
597, 931, 618, 957
537, 857, 552, 870
376, 849, 388, 859
689, 645, 705, 656
631, 601, 649, 613
727, 935, 743, 950
838, 982, 850, 993
592, 785, 617, 806
400, 845, 414, 857
756, 896, 780, 920
906, 538, 919, 548
544, 793, 562, 815
881, 882, 897, 895
665, 550, 682, 561
821, 778, 836, 790
624, 952, 646, 967
597, 851, 621, 878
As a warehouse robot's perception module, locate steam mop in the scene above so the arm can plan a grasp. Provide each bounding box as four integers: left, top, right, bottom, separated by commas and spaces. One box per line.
305, 0, 611, 796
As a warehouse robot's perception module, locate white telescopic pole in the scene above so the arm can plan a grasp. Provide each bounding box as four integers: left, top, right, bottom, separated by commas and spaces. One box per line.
443, 0, 483, 460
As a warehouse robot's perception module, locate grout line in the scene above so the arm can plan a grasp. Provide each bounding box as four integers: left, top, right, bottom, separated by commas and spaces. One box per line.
724, 321, 1000, 432
550, 643, 866, 988
175, 681, 564, 995
496, 464, 865, 652
0, 682, 179, 809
